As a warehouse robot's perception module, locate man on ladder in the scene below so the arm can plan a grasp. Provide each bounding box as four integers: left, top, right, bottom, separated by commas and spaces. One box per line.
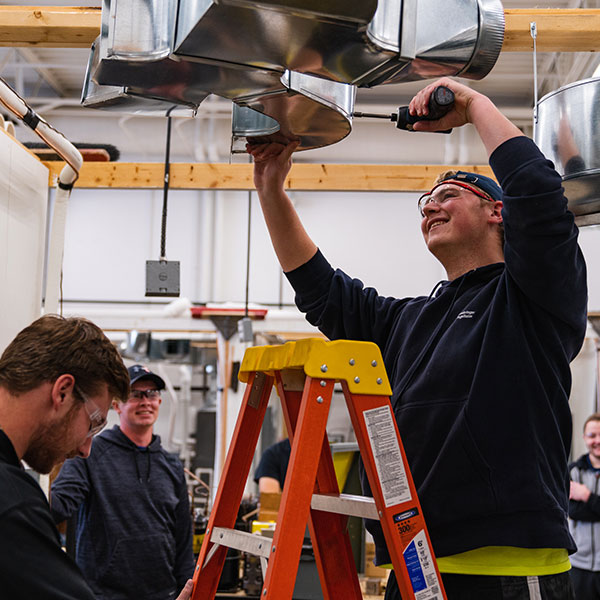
246, 78, 588, 599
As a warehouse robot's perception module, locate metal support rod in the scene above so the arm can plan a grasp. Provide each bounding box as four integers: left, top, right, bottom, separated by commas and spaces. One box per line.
245, 190, 251, 317
160, 106, 175, 260
530, 22, 538, 140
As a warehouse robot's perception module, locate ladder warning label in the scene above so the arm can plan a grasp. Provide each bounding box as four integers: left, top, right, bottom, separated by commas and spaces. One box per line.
363, 406, 412, 507
403, 530, 443, 600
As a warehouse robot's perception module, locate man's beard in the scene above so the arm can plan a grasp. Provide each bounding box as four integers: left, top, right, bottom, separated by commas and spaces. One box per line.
23, 404, 80, 474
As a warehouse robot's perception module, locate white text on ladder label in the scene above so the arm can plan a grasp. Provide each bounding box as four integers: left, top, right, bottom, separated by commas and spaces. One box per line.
363, 406, 412, 507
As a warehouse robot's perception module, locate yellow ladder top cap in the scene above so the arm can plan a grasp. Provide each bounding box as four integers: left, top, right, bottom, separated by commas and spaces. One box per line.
239, 338, 392, 395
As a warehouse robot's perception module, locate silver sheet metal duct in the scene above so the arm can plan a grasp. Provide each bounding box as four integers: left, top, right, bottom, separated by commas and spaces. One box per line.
82, 0, 504, 152
535, 77, 600, 227
174, 0, 504, 86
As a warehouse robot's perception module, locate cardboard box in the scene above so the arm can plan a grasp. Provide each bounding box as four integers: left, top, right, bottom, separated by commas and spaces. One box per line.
364, 542, 390, 578
258, 492, 281, 521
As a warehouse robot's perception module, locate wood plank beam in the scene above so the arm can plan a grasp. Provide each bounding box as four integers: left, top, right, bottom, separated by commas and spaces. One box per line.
503, 9, 600, 52
42, 162, 494, 191
2, 7, 600, 51
0, 6, 100, 49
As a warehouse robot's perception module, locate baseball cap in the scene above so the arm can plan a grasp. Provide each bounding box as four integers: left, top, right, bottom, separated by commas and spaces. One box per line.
437, 171, 502, 202
127, 364, 166, 390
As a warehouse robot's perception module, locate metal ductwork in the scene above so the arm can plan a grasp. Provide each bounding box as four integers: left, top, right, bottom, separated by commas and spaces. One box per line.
82, 0, 504, 152
535, 77, 600, 227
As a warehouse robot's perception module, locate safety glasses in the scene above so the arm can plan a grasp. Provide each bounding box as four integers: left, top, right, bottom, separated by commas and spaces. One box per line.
418, 181, 494, 217
75, 386, 108, 438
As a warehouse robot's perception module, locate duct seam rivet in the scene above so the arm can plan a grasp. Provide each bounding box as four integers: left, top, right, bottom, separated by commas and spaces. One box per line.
371, 360, 377, 367
354, 376, 360, 384
321, 364, 328, 373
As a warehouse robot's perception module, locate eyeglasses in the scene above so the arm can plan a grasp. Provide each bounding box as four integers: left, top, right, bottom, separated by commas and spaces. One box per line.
129, 389, 161, 401
75, 386, 108, 438
418, 181, 493, 217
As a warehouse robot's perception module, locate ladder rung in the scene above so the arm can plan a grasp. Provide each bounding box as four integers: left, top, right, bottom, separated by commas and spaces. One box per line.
311, 493, 379, 520
210, 526, 272, 558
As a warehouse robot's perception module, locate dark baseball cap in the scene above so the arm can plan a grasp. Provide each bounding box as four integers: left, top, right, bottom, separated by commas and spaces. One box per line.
127, 364, 166, 390
438, 171, 502, 202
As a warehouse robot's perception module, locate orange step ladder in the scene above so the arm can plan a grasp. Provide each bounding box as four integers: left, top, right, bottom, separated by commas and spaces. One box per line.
192, 338, 446, 600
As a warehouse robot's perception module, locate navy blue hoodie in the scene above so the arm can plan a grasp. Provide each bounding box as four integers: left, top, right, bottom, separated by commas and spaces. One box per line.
285, 136, 588, 564
50, 426, 194, 600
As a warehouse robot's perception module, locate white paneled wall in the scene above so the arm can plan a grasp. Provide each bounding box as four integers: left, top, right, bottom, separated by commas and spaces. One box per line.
0, 129, 48, 352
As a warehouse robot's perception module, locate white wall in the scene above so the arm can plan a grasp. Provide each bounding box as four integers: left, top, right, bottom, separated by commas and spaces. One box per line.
60, 186, 600, 309
578, 225, 600, 311
570, 325, 599, 459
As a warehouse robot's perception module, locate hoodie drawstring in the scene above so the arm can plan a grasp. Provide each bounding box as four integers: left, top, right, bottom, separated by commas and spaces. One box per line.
134, 448, 151, 483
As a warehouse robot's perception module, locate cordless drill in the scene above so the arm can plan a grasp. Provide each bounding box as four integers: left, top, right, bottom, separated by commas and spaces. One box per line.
353, 85, 455, 133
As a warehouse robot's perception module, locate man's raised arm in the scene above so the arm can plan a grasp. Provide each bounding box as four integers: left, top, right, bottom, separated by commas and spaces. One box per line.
246, 140, 317, 272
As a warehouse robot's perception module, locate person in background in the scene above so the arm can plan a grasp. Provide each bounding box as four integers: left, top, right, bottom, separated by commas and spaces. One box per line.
51, 364, 195, 600
247, 77, 588, 599
569, 413, 600, 599
0, 315, 191, 600
254, 438, 291, 493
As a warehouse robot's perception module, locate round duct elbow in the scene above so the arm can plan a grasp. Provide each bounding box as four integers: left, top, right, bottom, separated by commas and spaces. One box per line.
458, 0, 505, 80
535, 76, 600, 225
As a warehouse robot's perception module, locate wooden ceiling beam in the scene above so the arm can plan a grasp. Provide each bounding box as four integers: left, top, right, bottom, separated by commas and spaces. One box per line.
42, 161, 494, 191
2, 7, 600, 51
503, 9, 600, 52
0, 7, 100, 49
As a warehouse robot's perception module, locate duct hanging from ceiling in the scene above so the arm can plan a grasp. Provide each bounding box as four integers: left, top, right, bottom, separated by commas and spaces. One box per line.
536, 77, 600, 226
82, 0, 504, 152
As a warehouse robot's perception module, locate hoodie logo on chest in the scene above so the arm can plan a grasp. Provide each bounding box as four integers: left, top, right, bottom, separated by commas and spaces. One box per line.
456, 310, 475, 320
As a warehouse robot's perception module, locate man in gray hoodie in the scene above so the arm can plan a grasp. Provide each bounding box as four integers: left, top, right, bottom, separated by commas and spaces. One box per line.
51, 364, 194, 600
569, 413, 600, 600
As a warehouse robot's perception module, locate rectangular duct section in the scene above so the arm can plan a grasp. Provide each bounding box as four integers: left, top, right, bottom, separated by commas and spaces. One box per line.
82, 0, 504, 152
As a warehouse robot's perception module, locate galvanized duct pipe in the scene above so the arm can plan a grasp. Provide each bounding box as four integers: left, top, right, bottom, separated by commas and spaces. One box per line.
82, 0, 504, 152
535, 77, 600, 226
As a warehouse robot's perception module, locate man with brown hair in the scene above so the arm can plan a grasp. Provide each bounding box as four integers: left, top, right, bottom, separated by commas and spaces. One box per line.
569, 413, 600, 599
247, 77, 587, 599
0, 315, 193, 600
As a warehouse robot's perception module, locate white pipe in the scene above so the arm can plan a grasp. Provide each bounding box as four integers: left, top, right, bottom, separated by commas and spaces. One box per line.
0, 77, 82, 184
44, 185, 70, 314
157, 363, 181, 453
178, 365, 193, 470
